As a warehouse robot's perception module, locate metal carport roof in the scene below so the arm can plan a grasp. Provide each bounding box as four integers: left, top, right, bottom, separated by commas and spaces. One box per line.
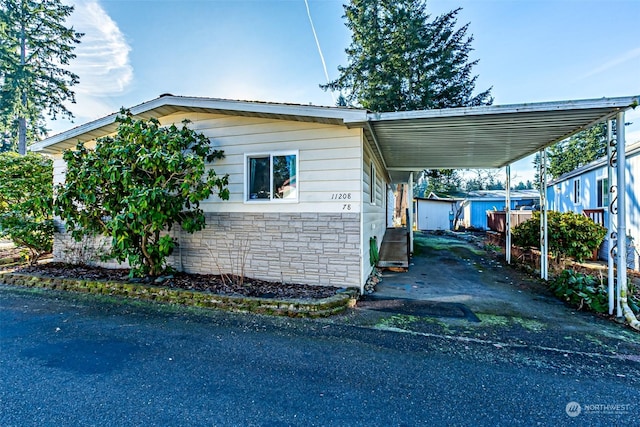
356, 96, 639, 182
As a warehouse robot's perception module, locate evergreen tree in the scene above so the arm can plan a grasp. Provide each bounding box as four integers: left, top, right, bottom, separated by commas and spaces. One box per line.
0, 0, 82, 154
322, 0, 492, 112
324, 0, 492, 196
532, 151, 544, 190
547, 123, 607, 179
420, 169, 462, 195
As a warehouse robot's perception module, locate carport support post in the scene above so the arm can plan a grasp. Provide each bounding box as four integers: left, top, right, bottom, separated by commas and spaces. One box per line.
607, 119, 616, 315
539, 148, 548, 281
505, 165, 511, 264
616, 112, 626, 317
408, 172, 414, 254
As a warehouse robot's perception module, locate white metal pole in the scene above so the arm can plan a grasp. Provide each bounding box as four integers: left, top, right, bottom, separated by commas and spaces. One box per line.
616, 113, 626, 317
408, 172, 414, 254
505, 165, 511, 264
607, 120, 616, 315
539, 149, 548, 280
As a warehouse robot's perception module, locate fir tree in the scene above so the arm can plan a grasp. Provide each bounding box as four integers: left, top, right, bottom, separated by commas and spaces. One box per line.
322, 0, 492, 112
547, 123, 607, 179
324, 0, 492, 196
0, 0, 82, 154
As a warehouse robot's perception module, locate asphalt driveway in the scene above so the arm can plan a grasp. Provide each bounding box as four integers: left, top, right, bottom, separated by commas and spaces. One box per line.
354, 231, 640, 357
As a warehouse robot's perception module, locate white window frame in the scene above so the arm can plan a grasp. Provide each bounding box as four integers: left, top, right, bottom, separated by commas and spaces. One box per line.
370, 161, 377, 205
596, 177, 609, 208
244, 150, 299, 203
572, 179, 581, 204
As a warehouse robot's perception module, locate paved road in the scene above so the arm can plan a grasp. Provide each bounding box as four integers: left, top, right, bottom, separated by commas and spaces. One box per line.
1, 286, 638, 426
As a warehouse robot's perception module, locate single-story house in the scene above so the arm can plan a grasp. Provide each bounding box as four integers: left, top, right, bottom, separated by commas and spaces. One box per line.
31, 95, 639, 292
547, 140, 640, 270
460, 190, 540, 230
414, 195, 461, 231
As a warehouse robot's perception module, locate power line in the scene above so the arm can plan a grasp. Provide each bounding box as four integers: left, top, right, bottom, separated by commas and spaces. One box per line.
304, 0, 335, 104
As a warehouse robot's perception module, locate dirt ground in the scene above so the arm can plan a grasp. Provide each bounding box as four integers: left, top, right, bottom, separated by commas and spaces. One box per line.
12, 261, 339, 300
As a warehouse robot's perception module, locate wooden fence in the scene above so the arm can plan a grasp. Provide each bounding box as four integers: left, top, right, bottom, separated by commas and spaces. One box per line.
486, 210, 533, 233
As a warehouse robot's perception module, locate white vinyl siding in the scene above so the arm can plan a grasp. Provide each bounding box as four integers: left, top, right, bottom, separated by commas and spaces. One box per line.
150, 112, 363, 213
361, 136, 388, 283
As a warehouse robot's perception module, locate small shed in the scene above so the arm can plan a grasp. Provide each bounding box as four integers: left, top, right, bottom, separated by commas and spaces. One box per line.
461, 190, 540, 230
415, 195, 460, 231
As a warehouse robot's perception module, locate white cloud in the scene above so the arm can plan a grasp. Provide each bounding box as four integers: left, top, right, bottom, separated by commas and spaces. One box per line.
63, 0, 133, 120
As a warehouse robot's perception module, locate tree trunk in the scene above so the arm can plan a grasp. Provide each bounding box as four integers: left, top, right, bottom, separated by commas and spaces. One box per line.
18, 7, 27, 156
18, 116, 27, 156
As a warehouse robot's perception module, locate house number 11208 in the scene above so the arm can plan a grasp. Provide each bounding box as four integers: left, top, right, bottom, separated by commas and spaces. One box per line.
330, 193, 352, 200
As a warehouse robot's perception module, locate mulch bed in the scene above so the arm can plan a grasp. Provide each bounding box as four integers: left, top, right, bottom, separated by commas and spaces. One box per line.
14, 262, 339, 300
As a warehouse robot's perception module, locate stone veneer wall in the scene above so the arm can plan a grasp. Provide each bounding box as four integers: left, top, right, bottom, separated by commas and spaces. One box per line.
52, 219, 127, 269
53, 213, 362, 288
167, 212, 362, 288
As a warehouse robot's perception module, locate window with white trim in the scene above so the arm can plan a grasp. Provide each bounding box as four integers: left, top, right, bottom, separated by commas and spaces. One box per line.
572, 179, 580, 204
246, 152, 298, 201
597, 178, 609, 207
370, 161, 376, 205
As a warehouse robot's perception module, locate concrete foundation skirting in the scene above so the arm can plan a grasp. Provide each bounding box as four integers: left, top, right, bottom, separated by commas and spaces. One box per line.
0, 273, 358, 318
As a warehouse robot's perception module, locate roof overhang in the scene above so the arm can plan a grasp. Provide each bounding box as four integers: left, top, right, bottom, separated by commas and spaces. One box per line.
33, 95, 639, 185
30, 95, 369, 154
353, 96, 639, 182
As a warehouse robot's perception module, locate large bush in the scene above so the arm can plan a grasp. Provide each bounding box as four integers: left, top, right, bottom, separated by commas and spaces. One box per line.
512, 211, 607, 262
0, 152, 53, 263
55, 111, 229, 277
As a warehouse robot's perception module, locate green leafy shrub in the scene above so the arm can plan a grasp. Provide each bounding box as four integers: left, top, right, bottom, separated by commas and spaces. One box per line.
0, 152, 53, 263
55, 111, 229, 277
512, 211, 607, 262
549, 269, 608, 313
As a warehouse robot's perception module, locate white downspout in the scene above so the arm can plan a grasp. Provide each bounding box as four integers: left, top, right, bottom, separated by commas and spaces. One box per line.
505, 165, 511, 264
615, 112, 640, 329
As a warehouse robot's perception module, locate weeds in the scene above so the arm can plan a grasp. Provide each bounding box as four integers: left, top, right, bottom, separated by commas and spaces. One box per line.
205, 237, 251, 287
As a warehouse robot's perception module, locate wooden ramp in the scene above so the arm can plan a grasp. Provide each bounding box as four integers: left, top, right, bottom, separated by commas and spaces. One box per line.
377, 227, 409, 269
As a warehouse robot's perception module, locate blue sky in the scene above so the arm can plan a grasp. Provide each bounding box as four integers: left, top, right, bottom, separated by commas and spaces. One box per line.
54, 0, 640, 182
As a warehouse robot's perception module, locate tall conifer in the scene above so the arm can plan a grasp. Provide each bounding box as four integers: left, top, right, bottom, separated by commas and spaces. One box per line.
0, 0, 82, 154
323, 0, 492, 112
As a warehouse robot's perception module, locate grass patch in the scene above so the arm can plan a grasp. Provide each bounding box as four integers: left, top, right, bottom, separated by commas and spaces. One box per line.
512, 317, 546, 333
475, 313, 510, 327
375, 313, 454, 334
